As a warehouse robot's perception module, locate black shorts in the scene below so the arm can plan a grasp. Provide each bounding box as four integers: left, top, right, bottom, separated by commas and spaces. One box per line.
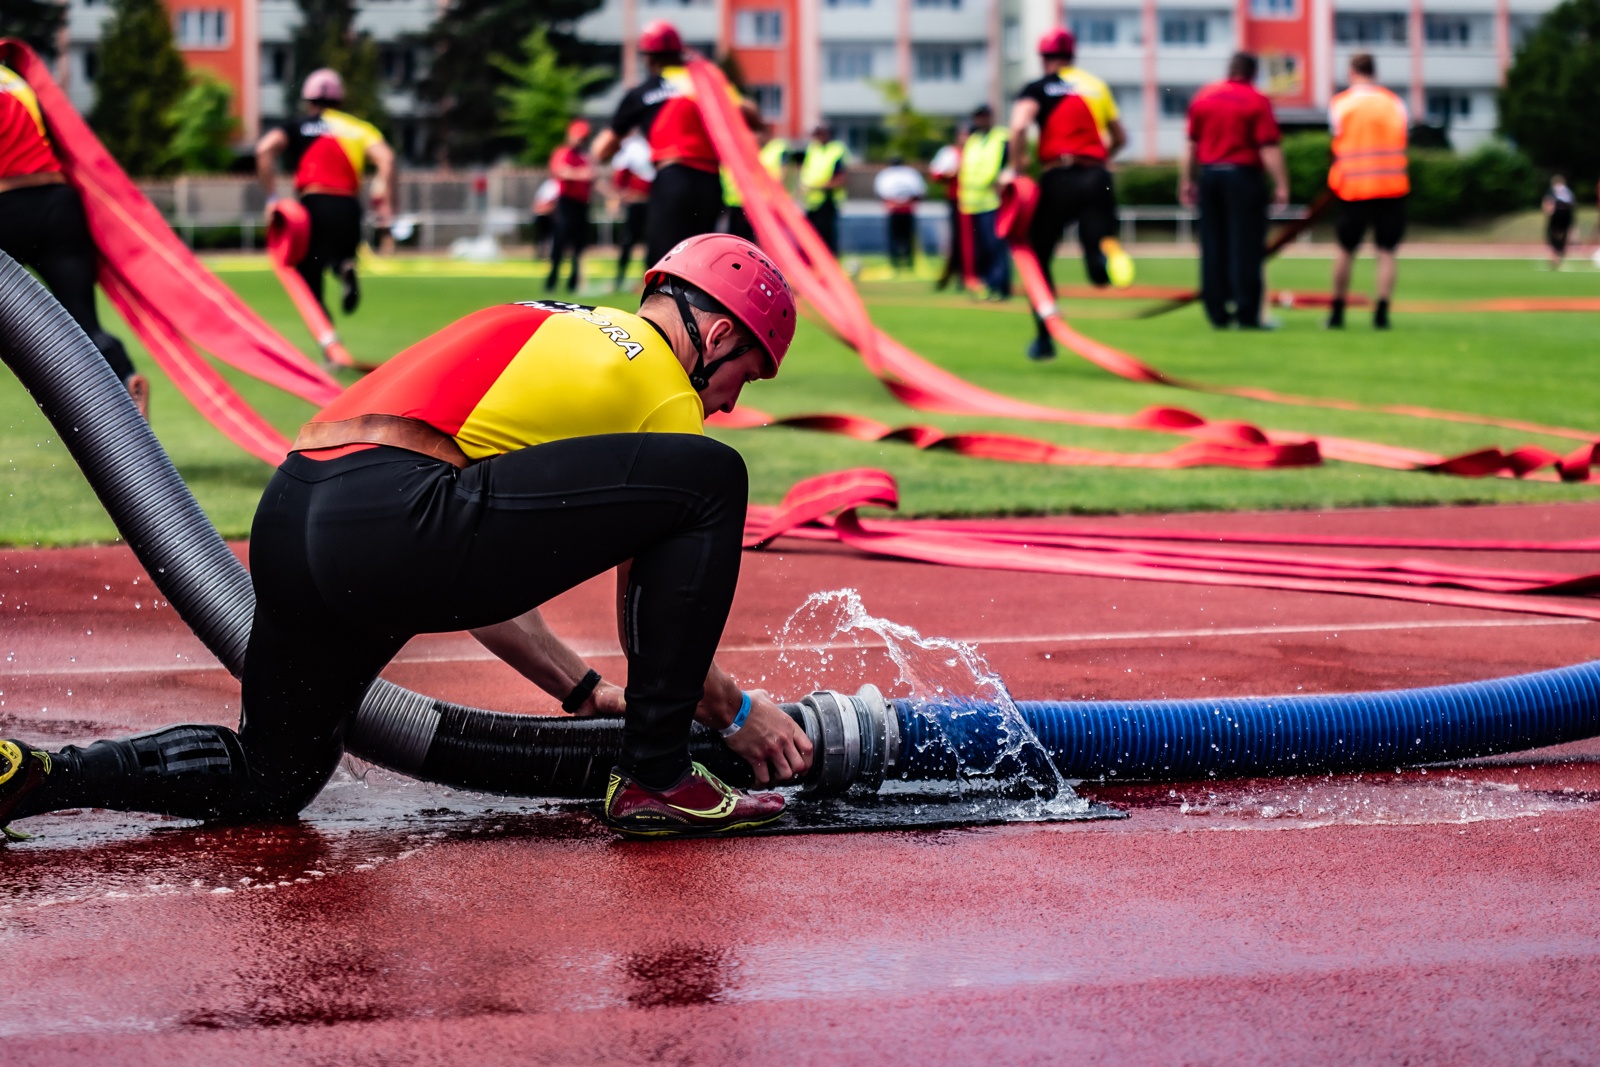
1548, 209, 1573, 253
1335, 196, 1407, 253
1029, 163, 1119, 287
646, 163, 724, 267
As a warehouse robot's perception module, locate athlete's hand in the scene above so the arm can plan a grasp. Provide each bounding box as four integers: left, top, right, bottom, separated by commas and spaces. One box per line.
1179, 179, 1198, 207
998, 166, 1017, 189
571, 679, 626, 718
1270, 182, 1289, 211
723, 690, 814, 787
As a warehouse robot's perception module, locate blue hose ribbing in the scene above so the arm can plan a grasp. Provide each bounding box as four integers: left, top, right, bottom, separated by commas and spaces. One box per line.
895, 661, 1600, 782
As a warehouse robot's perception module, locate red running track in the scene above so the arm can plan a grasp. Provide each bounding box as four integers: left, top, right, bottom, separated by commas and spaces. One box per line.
4, 501, 1600, 1065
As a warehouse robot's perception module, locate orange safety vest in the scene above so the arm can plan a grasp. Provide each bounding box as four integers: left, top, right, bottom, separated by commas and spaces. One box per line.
1328, 83, 1410, 201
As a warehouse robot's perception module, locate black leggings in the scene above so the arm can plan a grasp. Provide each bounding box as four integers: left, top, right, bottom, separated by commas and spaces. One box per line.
17, 434, 749, 822
616, 201, 650, 284
1028, 164, 1119, 340
645, 164, 723, 268
546, 195, 589, 291
0, 183, 135, 382
1197, 166, 1268, 328
296, 192, 362, 314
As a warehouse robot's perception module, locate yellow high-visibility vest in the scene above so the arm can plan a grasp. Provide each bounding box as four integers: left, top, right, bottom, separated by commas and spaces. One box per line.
723, 138, 788, 207
800, 139, 848, 210
958, 127, 1008, 215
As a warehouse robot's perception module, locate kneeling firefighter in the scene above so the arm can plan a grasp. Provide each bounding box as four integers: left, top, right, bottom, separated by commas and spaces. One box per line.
0, 233, 813, 839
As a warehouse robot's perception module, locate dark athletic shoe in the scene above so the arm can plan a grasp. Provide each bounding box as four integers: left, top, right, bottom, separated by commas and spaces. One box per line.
603, 762, 785, 838
0, 739, 51, 842
339, 263, 361, 314
1373, 300, 1391, 330
1026, 337, 1057, 362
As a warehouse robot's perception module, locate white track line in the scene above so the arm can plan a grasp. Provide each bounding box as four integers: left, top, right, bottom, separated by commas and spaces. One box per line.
2, 616, 1586, 678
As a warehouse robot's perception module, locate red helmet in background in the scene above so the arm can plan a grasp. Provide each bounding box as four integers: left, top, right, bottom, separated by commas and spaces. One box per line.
639, 20, 684, 55
1038, 28, 1076, 57
645, 233, 797, 375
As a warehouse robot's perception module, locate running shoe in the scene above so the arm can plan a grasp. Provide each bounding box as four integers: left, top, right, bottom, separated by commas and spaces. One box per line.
1026, 337, 1057, 361
125, 373, 150, 421
339, 263, 361, 314
0, 739, 51, 842
603, 762, 785, 838
1100, 238, 1136, 289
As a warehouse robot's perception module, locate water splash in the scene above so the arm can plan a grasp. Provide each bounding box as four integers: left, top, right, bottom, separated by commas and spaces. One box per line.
775, 589, 1088, 817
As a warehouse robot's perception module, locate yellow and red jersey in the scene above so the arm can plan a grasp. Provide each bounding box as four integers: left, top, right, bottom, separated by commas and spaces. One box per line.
1017, 66, 1119, 164
282, 108, 384, 195
609, 66, 742, 173
0, 64, 61, 180
308, 301, 705, 461
1328, 84, 1409, 201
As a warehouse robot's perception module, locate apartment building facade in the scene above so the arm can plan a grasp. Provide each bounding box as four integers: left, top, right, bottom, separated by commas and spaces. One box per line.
58, 0, 437, 157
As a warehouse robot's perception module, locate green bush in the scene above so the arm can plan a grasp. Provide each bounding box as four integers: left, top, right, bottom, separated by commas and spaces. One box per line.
1406, 149, 1468, 223
1114, 163, 1179, 205
1460, 141, 1541, 214
1282, 131, 1332, 203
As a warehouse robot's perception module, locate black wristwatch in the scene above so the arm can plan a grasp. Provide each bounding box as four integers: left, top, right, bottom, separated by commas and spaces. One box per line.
561, 669, 602, 713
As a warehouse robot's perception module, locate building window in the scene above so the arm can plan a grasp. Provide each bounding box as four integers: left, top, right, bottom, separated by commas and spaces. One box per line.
1159, 86, 1196, 117
749, 83, 784, 120
735, 9, 784, 46
1160, 15, 1208, 46
914, 46, 963, 81
1070, 14, 1119, 45
263, 46, 290, 85
825, 45, 874, 80
643, 0, 711, 7
81, 48, 98, 83
1264, 51, 1302, 95
1251, 0, 1296, 17
915, 0, 961, 7
174, 8, 229, 49
379, 45, 418, 87
825, 0, 873, 7
1424, 15, 1473, 46
1003, 16, 1021, 60
1425, 90, 1472, 125
1334, 13, 1407, 45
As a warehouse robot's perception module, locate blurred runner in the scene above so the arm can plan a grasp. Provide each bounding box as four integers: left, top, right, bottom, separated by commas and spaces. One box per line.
594, 21, 761, 266
0, 234, 813, 841
1180, 52, 1288, 329
1007, 29, 1133, 361
1325, 53, 1408, 330
723, 120, 788, 243
256, 69, 395, 319
531, 177, 560, 260
546, 118, 594, 294
1542, 174, 1575, 270
610, 132, 655, 290
928, 135, 964, 290
960, 104, 1010, 300
874, 156, 926, 273
0, 62, 145, 415
800, 124, 849, 254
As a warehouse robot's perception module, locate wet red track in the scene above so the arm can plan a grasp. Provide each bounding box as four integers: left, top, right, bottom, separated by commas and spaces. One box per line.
4, 501, 1600, 1065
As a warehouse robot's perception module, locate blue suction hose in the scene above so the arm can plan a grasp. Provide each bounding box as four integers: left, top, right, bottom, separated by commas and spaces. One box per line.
891, 662, 1600, 782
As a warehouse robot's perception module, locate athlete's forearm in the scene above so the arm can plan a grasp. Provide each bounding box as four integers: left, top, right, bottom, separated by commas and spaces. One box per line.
1008, 98, 1035, 173
1261, 144, 1289, 203
593, 129, 621, 164
470, 609, 598, 702
1106, 120, 1128, 159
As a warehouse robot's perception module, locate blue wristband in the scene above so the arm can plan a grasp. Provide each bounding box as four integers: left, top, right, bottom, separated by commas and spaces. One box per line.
719, 691, 753, 738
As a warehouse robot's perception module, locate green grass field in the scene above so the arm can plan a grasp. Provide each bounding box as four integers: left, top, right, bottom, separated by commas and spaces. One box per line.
2, 252, 1597, 545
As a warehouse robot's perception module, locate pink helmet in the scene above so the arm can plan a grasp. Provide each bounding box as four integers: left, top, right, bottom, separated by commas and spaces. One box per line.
301, 68, 345, 103
1038, 27, 1076, 57
645, 233, 797, 374
639, 20, 684, 55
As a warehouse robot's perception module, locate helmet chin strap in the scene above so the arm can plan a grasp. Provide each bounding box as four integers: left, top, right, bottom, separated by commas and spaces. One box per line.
658, 282, 749, 393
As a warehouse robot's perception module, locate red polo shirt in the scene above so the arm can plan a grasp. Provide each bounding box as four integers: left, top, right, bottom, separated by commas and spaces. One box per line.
1187, 79, 1280, 168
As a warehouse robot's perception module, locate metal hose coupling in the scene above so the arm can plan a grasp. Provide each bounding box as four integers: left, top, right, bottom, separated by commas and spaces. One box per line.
784, 685, 900, 796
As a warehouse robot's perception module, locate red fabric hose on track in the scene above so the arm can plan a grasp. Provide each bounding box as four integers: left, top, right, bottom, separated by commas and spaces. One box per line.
744, 469, 1600, 621
1, 41, 339, 465
1000, 177, 1600, 478
265, 201, 376, 372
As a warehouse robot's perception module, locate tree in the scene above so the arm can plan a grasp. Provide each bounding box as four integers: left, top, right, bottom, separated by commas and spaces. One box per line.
1500, 0, 1600, 183
874, 81, 946, 162
89, 0, 187, 176
288, 0, 387, 129
418, 0, 609, 164
163, 72, 240, 173
0, 0, 67, 60
495, 28, 609, 165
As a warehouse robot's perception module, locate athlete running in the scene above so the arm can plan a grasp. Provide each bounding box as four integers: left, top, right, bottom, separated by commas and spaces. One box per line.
1005, 28, 1136, 361
0, 62, 146, 416
1542, 174, 1576, 270
255, 69, 396, 318
594, 21, 762, 267
0, 233, 812, 840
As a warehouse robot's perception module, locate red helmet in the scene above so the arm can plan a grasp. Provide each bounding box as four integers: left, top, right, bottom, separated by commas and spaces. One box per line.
639, 20, 684, 55
1038, 27, 1076, 57
645, 233, 797, 375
